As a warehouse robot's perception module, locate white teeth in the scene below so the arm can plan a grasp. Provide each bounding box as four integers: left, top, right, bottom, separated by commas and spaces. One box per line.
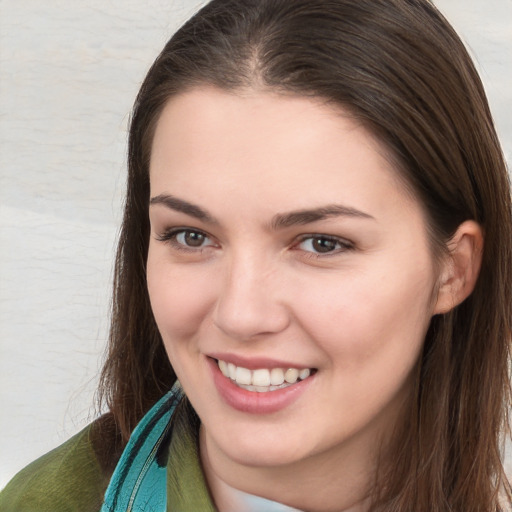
218, 360, 229, 377
270, 368, 285, 386
299, 368, 311, 380
252, 368, 270, 387
217, 360, 312, 391
235, 366, 252, 385
284, 368, 299, 383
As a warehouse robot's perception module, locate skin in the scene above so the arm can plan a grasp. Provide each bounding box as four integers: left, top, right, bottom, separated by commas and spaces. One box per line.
146, 87, 479, 511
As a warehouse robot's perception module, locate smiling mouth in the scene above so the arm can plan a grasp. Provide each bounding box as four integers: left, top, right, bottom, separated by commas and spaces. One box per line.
216, 359, 316, 392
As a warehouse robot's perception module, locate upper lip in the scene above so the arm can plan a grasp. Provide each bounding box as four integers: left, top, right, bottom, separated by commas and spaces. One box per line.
208, 352, 314, 370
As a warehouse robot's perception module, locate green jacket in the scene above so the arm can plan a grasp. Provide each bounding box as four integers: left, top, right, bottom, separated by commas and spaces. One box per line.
0, 390, 216, 512
0, 423, 111, 512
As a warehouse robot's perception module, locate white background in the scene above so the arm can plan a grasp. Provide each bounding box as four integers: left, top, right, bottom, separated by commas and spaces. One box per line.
1, 0, 511, 489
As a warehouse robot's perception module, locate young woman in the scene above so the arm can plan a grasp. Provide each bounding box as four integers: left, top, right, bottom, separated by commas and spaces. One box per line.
1, 0, 511, 510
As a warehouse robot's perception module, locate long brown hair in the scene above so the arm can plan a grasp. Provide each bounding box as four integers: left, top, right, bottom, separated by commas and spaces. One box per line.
98, 0, 512, 509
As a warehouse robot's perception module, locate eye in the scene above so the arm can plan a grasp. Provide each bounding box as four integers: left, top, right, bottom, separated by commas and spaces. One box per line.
156, 228, 215, 250
296, 235, 353, 255
175, 230, 210, 247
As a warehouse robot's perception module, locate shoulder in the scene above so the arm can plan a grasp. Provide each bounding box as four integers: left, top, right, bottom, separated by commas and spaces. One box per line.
0, 417, 120, 512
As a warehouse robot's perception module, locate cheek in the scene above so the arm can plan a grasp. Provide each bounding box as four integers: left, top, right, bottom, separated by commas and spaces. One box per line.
146, 250, 216, 340
294, 263, 435, 370
293, 269, 435, 427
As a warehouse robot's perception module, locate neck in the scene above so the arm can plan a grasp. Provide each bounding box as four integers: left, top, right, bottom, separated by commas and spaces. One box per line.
199, 425, 375, 512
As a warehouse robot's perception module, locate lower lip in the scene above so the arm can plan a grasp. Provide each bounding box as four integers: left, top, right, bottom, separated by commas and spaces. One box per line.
208, 358, 315, 414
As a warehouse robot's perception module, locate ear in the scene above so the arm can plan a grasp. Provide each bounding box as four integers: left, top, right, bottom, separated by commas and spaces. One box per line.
433, 220, 484, 315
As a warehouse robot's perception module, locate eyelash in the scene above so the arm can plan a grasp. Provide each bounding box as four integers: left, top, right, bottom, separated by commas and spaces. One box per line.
155, 228, 216, 253
294, 234, 354, 257
155, 228, 354, 257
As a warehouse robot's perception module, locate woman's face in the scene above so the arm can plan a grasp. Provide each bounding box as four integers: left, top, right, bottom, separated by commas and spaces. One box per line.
147, 87, 441, 476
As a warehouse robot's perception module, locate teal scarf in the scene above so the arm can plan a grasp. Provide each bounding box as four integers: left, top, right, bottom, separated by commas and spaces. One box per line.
101, 387, 181, 512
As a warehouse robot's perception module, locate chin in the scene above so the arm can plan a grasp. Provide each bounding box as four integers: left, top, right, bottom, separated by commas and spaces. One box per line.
206, 419, 319, 468
225, 441, 307, 468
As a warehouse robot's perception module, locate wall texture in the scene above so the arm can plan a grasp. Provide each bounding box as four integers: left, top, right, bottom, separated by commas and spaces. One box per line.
0, 0, 511, 489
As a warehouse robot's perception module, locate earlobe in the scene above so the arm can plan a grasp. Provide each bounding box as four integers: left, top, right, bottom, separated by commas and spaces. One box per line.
433, 220, 484, 315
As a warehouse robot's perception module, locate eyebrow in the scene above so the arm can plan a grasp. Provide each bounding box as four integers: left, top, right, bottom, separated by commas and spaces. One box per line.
269, 205, 374, 230
150, 194, 218, 224
149, 193, 374, 229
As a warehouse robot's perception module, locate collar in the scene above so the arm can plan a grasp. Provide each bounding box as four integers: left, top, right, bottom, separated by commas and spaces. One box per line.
165, 399, 216, 511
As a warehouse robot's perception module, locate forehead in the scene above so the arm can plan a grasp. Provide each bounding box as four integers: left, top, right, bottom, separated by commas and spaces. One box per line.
149, 87, 419, 221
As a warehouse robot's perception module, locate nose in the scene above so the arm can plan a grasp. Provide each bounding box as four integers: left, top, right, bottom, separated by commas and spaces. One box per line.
212, 253, 290, 341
